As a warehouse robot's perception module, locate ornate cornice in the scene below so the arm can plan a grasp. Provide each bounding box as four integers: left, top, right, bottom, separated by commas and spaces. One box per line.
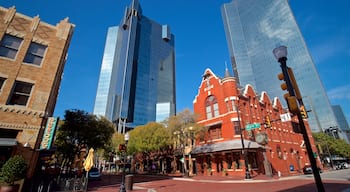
0, 122, 40, 130
0, 104, 47, 117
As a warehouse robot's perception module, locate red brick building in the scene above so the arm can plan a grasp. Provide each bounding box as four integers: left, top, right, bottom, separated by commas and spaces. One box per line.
191, 68, 321, 177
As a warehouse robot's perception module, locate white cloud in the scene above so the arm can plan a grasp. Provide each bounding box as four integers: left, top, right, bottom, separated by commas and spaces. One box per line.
328, 85, 350, 100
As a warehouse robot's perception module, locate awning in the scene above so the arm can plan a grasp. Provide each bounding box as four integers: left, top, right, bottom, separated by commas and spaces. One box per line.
0, 138, 18, 147
191, 139, 262, 154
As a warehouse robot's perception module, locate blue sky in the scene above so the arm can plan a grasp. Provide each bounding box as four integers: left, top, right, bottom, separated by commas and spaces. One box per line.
3, 0, 350, 123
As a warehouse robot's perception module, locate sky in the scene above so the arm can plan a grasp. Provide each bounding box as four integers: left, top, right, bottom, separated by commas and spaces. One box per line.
2, 0, 350, 124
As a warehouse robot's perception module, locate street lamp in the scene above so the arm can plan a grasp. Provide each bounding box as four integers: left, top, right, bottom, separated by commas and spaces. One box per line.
273, 45, 325, 192
120, 132, 129, 192
236, 102, 251, 179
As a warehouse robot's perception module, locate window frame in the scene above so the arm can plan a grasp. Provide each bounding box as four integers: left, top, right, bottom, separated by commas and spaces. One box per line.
0, 34, 23, 59
7, 81, 34, 106
0, 77, 6, 92
208, 124, 222, 140
233, 121, 241, 135
205, 95, 219, 119
23, 42, 47, 66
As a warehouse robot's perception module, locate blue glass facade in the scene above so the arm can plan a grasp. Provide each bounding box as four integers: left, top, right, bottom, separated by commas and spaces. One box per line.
332, 105, 350, 143
221, 0, 337, 133
93, 0, 176, 130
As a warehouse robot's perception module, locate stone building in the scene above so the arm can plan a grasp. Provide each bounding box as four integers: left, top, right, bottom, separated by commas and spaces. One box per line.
191, 68, 321, 177
0, 5, 74, 181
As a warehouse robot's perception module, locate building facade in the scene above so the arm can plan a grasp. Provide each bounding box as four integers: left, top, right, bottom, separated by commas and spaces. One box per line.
331, 105, 350, 143
191, 68, 321, 177
93, 0, 176, 131
0, 5, 74, 179
221, 0, 340, 139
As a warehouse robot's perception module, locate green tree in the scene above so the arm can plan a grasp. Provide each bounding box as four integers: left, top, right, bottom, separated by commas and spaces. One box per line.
54, 109, 115, 163
313, 132, 350, 158
128, 122, 171, 155
127, 122, 171, 172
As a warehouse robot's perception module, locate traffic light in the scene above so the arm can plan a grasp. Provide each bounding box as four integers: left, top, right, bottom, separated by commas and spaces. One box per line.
277, 67, 302, 114
287, 67, 302, 100
264, 115, 271, 128
300, 105, 308, 119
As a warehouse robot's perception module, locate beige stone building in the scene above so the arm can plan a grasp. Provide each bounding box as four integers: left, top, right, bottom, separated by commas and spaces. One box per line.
0, 6, 74, 180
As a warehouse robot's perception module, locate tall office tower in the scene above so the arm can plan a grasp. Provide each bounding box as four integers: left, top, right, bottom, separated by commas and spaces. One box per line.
93, 0, 176, 131
221, 0, 338, 134
332, 105, 350, 143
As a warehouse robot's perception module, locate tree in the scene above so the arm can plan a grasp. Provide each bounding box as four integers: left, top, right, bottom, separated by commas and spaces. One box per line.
128, 122, 171, 155
127, 122, 172, 173
54, 109, 115, 165
163, 109, 204, 143
313, 132, 350, 158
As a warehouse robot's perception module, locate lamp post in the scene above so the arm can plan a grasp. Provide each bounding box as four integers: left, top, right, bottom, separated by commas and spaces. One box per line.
236, 102, 251, 179
119, 132, 129, 192
273, 45, 324, 192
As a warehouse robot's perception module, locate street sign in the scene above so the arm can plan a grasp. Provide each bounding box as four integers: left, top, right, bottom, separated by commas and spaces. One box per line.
245, 123, 261, 131
280, 113, 291, 122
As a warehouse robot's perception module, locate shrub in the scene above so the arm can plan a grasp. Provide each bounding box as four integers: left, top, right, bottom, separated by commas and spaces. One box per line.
0, 155, 27, 185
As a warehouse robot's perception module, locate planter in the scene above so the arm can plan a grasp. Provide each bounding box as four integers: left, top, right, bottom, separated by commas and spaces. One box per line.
0, 184, 19, 192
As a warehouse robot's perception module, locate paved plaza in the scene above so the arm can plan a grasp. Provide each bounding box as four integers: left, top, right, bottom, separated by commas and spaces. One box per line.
86, 171, 350, 192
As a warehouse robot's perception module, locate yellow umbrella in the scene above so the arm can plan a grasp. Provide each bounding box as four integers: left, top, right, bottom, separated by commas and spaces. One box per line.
83, 148, 94, 172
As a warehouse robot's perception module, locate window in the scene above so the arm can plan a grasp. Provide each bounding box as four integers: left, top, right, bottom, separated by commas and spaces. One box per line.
0, 77, 5, 91
8, 81, 33, 106
205, 95, 219, 119
0, 34, 23, 59
208, 124, 222, 140
233, 121, 241, 135
206, 105, 212, 119
23, 42, 47, 66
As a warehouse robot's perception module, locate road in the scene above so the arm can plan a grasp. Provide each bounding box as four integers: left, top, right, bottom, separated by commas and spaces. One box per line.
87, 169, 350, 192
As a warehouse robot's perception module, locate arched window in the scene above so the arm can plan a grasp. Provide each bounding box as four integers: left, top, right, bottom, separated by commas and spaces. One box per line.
205, 95, 219, 119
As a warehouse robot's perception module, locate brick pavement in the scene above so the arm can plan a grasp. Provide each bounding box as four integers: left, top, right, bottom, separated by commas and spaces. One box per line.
87, 172, 350, 192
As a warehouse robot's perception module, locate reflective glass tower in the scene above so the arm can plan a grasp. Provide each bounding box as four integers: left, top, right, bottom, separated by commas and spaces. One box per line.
93, 0, 176, 131
221, 0, 337, 133
332, 105, 350, 143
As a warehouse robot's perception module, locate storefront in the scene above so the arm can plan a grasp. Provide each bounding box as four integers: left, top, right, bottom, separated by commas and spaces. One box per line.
191, 139, 262, 176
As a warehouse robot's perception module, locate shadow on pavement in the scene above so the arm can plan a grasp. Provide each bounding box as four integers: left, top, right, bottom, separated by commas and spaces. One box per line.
88, 173, 174, 191
277, 181, 350, 192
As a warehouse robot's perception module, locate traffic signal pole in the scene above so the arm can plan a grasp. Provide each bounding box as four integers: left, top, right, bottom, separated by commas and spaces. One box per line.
277, 56, 325, 192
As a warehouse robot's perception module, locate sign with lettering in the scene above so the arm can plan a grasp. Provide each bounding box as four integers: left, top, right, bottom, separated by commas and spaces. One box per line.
280, 113, 291, 122
40, 117, 59, 150
245, 123, 261, 131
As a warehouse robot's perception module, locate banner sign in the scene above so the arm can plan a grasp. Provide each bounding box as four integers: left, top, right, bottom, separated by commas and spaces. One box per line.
40, 117, 59, 150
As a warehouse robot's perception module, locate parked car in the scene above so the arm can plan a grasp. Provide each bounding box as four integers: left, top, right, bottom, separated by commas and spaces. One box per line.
88, 167, 101, 180
302, 165, 322, 174
335, 162, 349, 170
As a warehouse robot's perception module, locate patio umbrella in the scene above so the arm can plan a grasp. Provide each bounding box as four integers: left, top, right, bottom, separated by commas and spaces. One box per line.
83, 148, 94, 192
84, 148, 94, 172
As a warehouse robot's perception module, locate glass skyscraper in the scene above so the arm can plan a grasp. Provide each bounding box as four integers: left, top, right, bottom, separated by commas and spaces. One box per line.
332, 105, 350, 143
221, 0, 338, 133
93, 0, 176, 131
